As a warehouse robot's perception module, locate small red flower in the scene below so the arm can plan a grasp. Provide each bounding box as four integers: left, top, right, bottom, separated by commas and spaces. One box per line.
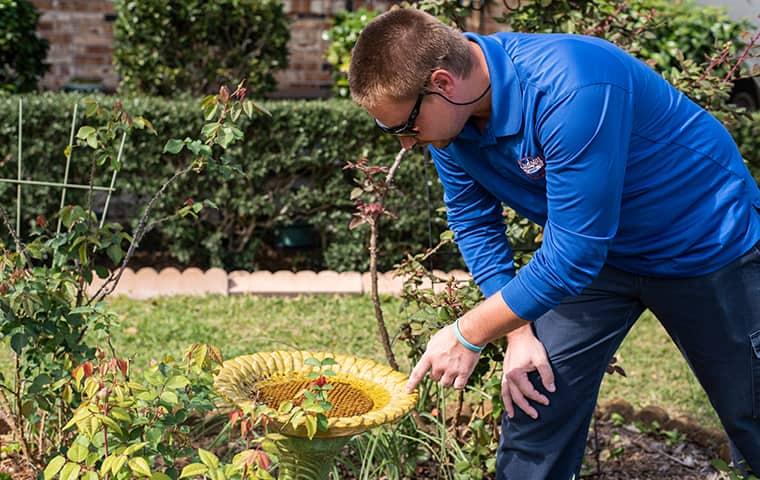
253, 450, 271, 470
81, 361, 94, 378
314, 375, 327, 387
219, 85, 231, 103
116, 358, 128, 377
35, 215, 47, 228
184, 197, 194, 207
240, 418, 254, 438
229, 409, 242, 425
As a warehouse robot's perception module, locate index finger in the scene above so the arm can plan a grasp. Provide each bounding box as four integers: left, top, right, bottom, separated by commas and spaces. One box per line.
406, 355, 432, 393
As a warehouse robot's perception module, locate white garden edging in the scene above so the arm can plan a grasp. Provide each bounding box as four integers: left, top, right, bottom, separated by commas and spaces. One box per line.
88, 268, 472, 299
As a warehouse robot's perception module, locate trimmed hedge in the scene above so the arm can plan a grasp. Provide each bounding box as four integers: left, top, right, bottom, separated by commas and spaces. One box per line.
0, 94, 756, 272
0, 94, 458, 272
0, 0, 49, 93
113, 0, 289, 97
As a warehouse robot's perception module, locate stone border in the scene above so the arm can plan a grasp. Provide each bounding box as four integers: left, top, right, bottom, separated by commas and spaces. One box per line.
87, 267, 472, 299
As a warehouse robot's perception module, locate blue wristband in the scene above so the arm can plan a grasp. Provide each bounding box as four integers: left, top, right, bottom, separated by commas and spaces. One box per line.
453, 318, 484, 353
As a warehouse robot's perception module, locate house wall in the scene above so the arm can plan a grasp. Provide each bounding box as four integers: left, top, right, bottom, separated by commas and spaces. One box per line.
29, 0, 506, 97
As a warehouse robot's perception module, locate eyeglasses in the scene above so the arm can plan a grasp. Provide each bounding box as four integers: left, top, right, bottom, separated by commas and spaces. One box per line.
373, 83, 491, 138
374, 91, 427, 137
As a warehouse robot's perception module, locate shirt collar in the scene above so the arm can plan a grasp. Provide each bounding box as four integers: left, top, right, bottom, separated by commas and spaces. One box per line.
457, 33, 523, 143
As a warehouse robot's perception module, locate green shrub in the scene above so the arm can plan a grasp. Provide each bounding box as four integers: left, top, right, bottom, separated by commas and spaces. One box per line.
502, 0, 749, 74
0, 0, 49, 93
324, 8, 377, 98
0, 94, 459, 272
113, 0, 290, 97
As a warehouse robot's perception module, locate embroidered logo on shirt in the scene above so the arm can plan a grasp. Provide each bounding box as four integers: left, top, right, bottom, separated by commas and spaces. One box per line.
517, 155, 546, 179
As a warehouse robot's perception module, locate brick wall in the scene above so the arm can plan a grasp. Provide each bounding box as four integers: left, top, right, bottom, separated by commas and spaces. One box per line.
31, 0, 118, 92
30, 0, 508, 97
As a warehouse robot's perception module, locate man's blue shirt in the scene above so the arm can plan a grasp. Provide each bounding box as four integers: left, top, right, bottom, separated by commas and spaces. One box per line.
430, 32, 760, 321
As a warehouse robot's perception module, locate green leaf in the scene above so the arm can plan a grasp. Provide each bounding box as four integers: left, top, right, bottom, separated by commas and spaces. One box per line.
107, 244, 124, 264
711, 458, 730, 471
122, 441, 147, 456
317, 414, 329, 432
164, 139, 185, 154
278, 400, 294, 414
95, 265, 108, 279
10, 333, 27, 354
250, 100, 271, 117
109, 407, 131, 423
81, 472, 98, 480
86, 133, 98, 150
159, 391, 179, 405
128, 457, 152, 477
97, 414, 123, 435
67, 442, 89, 463
179, 463, 208, 478
76, 126, 96, 140
304, 415, 317, 439
151, 474, 172, 480
243, 100, 254, 119
44, 455, 66, 480
303, 358, 320, 367
201, 123, 218, 139
100, 454, 115, 475
110, 455, 127, 475
198, 448, 219, 469
59, 462, 81, 480
205, 103, 219, 121
165, 375, 190, 390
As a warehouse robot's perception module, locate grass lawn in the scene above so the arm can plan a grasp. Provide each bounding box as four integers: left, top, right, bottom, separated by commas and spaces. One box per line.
2, 294, 720, 429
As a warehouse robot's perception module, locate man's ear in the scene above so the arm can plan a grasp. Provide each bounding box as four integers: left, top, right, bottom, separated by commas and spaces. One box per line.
429, 69, 457, 96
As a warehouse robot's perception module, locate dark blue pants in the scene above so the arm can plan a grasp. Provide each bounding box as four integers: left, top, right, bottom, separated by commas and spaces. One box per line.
496, 242, 760, 479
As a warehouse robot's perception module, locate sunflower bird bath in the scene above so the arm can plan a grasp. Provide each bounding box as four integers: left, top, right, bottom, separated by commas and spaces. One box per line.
214, 351, 418, 479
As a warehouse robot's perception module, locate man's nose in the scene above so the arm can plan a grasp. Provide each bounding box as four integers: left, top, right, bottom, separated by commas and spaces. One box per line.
399, 136, 417, 149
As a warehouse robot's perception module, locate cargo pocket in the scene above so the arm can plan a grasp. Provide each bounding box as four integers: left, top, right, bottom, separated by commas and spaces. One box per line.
752, 330, 760, 418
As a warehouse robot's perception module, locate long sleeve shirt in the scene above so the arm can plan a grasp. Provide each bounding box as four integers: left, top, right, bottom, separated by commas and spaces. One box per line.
430, 32, 760, 321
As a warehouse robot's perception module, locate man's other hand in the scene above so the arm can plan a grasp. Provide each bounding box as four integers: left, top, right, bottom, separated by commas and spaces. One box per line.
502, 324, 556, 419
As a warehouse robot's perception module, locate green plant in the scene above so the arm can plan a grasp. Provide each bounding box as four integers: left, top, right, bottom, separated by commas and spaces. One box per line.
113, 0, 289, 97
42, 344, 224, 480
711, 458, 760, 480
0, 0, 49, 93
273, 357, 336, 440
41, 343, 277, 480
0, 84, 256, 473
324, 9, 377, 98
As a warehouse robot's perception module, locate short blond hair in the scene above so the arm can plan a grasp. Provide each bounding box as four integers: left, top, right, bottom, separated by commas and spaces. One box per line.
348, 8, 473, 108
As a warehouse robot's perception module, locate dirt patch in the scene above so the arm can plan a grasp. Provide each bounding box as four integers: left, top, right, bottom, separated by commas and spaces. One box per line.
582, 411, 728, 479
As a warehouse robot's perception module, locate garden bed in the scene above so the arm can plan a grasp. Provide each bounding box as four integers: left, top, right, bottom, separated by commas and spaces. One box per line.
0, 403, 731, 480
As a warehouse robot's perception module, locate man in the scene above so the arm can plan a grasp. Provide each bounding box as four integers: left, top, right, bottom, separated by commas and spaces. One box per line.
348, 7, 760, 479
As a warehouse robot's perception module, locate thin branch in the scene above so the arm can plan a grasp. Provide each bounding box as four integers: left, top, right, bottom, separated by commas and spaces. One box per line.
722, 30, 760, 84
0, 204, 31, 268
0, 354, 33, 463
88, 163, 194, 304
369, 219, 399, 371
384, 147, 409, 192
